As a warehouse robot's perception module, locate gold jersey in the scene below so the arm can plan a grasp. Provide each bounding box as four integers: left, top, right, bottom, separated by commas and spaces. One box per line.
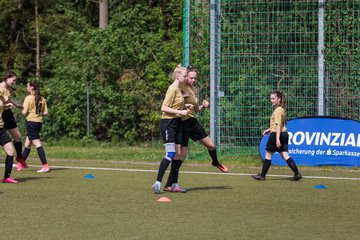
269, 106, 287, 132
23, 95, 48, 122
0, 83, 11, 98
161, 85, 185, 119
181, 85, 198, 120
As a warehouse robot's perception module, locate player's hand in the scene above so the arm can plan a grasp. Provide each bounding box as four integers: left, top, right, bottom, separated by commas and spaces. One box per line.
4, 103, 13, 110
185, 104, 194, 110
202, 100, 209, 108
179, 109, 189, 116
276, 141, 281, 149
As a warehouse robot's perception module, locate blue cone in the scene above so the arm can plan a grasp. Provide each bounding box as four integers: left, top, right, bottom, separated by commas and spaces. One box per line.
84, 174, 95, 179
314, 184, 327, 189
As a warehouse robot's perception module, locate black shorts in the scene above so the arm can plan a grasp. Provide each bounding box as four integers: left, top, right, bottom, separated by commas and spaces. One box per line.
2, 109, 18, 130
181, 118, 208, 147
0, 128, 11, 146
160, 118, 182, 144
266, 132, 289, 153
26, 121, 42, 140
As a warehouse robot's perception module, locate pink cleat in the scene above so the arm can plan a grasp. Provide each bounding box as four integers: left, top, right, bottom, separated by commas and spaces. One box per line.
37, 165, 50, 173
2, 177, 18, 183
15, 162, 23, 171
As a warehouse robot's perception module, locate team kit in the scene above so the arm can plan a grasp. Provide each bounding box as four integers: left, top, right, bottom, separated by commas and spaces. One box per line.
151, 65, 302, 194
1, 67, 302, 190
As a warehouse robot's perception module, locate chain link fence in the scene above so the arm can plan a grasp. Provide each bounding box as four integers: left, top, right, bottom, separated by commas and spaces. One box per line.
183, 0, 359, 156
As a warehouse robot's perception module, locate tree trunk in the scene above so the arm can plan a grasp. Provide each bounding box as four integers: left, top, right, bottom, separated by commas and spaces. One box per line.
99, 0, 108, 29
35, 0, 40, 80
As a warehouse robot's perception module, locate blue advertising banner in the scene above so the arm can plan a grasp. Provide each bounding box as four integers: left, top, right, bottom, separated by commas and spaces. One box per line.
259, 117, 360, 167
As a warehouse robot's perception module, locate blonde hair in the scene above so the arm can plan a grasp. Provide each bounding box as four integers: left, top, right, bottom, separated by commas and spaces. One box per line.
171, 64, 187, 81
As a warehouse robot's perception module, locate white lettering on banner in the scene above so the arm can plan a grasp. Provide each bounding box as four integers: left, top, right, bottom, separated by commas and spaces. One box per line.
288, 132, 360, 147
288, 148, 360, 157
332, 150, 360, 157
288, 148, 315, 156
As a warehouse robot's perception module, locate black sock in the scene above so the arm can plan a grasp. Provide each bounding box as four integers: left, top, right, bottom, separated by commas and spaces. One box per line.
22, 148, 31, 160
286, 157, 299, 174
209, 149, 219, 165
170, 160, 183, 184
261, 159, 272, 177
14, 141, 23, 159
165, 171, 173, 188
36, 146, 47, 164
156, 158, 171, 182
4, 155, 14, 178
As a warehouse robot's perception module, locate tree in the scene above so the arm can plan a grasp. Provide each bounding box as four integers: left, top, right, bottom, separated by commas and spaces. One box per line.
35, 0, 40, 80
99, 0, 108, 29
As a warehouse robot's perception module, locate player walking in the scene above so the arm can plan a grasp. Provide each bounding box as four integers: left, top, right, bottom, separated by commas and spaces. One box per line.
252, 90, 302, 181
0, 71, 26, 169
19, 80, 50, 173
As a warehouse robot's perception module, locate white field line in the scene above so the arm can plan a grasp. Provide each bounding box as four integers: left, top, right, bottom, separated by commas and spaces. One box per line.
18, 164, 360, 181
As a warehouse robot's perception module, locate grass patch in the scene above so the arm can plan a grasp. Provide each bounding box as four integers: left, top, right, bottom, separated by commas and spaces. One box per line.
1, 160, 359, 240
30, 139, 261, 165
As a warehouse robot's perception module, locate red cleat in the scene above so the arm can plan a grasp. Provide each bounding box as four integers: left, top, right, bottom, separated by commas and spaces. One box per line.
16, 157, 28, 168
212, 163, 229, 173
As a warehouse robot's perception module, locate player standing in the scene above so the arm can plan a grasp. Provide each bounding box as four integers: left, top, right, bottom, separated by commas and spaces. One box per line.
152, 65, 189, 194
252, 90, 302, 181
20, 80, 50, 173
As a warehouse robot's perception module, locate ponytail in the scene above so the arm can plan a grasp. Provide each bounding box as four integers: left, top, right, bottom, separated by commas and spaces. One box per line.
272, 90, 286, 109
29, 80, 42, 114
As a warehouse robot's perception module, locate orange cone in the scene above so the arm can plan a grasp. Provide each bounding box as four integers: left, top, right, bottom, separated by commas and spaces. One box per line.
157, 197, 171, 202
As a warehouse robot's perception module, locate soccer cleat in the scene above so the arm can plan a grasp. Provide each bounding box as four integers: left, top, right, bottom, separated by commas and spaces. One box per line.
212, 162, 229, 173
2, 177, 18, 183
37, 166, 50, 173
15, 162, 23, 171
16, 157, 28, 168
163, 186, 171, 192
251, 174, 265, 180
291, 173, 302, 181
152, 182, 161, 194
170, 183, 187, 193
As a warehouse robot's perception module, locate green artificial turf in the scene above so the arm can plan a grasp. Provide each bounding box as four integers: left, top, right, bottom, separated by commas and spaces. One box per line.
0, 158, 359, 240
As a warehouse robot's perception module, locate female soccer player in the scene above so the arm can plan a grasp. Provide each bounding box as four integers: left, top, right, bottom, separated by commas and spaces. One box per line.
252, 90, 302, 181
20, 80, 50, 173
152, 65, 189, 194
0, 71, 26, 169
164, 66, 229, 191
0, 98, 18, 183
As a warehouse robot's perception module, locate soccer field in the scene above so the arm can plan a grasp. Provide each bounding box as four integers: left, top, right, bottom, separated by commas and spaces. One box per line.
1, 159, 359, 240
